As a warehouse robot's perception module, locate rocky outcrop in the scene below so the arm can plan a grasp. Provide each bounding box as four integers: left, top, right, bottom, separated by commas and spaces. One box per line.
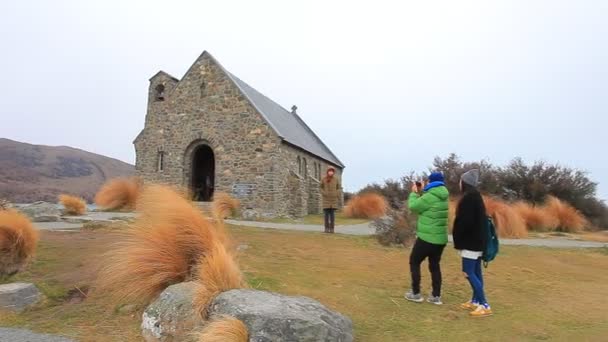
141, 284, 354, 342
19, 202, 61, 222
141, 282, 202, 342
208, 289, 353, 342
0, 282, 42, 313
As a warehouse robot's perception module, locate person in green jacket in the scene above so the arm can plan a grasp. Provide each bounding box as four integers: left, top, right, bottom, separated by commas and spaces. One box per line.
405, 172, 450, 305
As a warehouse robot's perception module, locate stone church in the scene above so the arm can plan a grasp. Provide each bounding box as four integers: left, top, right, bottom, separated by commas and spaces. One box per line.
134, 51, 344, 217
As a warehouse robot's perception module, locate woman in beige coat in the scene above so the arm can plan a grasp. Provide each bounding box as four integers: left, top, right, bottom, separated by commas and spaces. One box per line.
320, 167, 342, 233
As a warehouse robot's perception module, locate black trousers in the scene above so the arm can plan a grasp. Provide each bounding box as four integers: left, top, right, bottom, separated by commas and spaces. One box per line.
410, 238, 446, 297
323, 208, 336, 231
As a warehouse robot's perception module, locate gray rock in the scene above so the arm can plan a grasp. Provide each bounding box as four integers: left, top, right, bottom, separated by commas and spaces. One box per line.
0, 199, 12, 210
0, 282, 42, 313
0, 328, 75, 342
20, 202, 61, 222
209, 289, 353, 342
242, 209, 260, 221
141, 282, 203, 342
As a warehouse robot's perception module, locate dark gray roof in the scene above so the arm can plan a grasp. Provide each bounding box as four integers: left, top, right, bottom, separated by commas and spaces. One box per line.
223, 71, 344, 168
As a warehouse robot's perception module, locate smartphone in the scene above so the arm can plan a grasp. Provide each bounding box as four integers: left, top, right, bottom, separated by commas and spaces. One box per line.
415, 181, 422, 190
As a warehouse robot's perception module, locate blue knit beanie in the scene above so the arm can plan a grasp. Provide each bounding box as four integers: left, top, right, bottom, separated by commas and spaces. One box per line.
428, 172, 444, 183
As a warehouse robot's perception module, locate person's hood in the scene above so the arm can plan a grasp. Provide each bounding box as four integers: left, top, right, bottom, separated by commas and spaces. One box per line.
426, 184, 449, 200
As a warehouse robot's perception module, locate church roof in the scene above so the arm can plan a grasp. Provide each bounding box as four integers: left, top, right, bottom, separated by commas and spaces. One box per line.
206, 53, 344, 168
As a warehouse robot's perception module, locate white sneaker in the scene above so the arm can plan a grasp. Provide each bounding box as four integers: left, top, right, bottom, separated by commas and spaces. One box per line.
405, 290, 424, 303
426, 295, 443, 305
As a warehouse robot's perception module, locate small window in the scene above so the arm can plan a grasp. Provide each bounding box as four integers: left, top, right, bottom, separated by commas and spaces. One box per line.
200, 81, 206, 98
303, 158, 308, 177
155, 84, 165, 101
157, 151, 165, 172
297, 156, 302, 175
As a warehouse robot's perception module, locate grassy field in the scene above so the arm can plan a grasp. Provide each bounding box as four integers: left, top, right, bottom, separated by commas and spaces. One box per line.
1, 226, 608, 341
247, 211, 370, 226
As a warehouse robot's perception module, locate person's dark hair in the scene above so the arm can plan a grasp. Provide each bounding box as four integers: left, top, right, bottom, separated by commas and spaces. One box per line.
461, 181, 478, 194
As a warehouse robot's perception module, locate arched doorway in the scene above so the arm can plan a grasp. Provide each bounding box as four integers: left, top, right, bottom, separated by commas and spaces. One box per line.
191, 145, 215, 202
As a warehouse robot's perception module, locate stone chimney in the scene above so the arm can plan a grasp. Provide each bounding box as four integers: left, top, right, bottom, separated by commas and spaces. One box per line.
291, 105, 298, 114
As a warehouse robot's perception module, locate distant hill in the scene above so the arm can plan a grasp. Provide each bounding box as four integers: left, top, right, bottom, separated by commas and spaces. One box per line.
0, 138, 134, 203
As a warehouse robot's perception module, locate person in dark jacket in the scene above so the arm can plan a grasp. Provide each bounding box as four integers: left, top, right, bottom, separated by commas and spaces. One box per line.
452, 169, 493, 317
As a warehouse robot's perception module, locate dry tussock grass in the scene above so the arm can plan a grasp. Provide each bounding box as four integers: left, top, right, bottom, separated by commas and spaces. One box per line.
96, 184, 245, 317
483, 196, 528, 238
58, 194, 87, 216
344, 193, 388, 219
543, 196, 587, 232
193, 241, 245, 318
448, 198, 459, 233
96, 185, 220, 304
512, 201, 558, 232
195, 316, 249, 342
0, 209, 39, 276
212, 193, 240, 220
94, 177, 141, 211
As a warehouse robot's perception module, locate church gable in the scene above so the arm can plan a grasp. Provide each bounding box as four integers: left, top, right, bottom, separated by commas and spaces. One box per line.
155, 51, 343, 169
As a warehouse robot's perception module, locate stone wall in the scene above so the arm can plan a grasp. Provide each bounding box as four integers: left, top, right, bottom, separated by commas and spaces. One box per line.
134, 52, 343, 217
276, 143, 343, 216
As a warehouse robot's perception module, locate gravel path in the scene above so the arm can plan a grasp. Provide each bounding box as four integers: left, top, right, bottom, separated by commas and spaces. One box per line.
227, 220, 608, 249
34, 211, 135, 231
33, 213, 607, 248
226, 219, 374, 236
0, 328, 75, 342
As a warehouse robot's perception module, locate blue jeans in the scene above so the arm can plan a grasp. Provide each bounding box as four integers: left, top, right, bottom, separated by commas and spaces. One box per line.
462, 257, 487, 305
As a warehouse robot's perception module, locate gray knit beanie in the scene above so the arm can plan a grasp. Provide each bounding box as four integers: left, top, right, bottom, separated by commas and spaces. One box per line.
461, 169, 480, 187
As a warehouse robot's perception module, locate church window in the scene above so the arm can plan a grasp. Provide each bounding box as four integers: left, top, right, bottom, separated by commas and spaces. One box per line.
155, 84, 165, 101
200, 81, 206, 98
303, 158, 308, 177
157, 151, 165, 172
297, 156, 302, 175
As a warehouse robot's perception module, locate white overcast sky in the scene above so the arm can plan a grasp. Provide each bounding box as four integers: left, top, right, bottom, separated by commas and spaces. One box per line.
1, 0, 607, 198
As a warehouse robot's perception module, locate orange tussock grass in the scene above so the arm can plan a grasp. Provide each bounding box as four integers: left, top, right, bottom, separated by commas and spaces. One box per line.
512, 201, 558, 232
96, 184, 221, 304
193, 240, 245, 317
195, 316, 249, 342
448, 198, 459, 233
483, 196, 528, 238
344, 193, 388, 219
212, 193, 240, 220
0, 209, 39, 276
94, 177, 141, 211
58, 194, 87, 216
543, 196, 587, 232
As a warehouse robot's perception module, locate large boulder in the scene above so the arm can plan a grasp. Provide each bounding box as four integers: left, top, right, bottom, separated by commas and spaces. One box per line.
141, 282, 203, 342
20, 202, 61, 222
0, 282, 42, 313
209, 289, 354, 342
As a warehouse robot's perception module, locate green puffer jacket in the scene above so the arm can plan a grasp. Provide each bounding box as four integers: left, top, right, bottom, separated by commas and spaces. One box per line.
408, 185, 449, 245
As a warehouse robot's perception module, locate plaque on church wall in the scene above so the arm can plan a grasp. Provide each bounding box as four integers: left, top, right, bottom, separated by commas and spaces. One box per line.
232, 183, 256, 198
